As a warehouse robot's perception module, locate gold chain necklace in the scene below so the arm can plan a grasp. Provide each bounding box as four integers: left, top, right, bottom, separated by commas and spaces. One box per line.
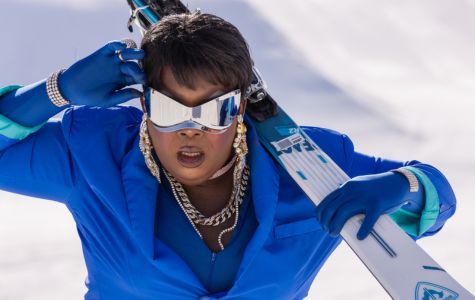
162, 165, 249, 226
162, 165, 249, 250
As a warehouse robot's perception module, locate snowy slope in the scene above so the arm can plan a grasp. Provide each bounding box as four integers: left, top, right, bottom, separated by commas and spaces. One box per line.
1, 0, 474, 299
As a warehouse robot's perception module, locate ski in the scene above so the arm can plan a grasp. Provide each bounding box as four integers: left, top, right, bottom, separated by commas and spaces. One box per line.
249, 103, 474, 300
125, 1, 475, 299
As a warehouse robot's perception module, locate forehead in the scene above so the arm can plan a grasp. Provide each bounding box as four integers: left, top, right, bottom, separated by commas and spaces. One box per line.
159, 66, 227, 106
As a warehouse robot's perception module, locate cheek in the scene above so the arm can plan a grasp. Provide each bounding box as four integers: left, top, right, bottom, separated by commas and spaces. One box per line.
154, 134, 175, 157
207, 127, 236, 159
147, 125, 176, 161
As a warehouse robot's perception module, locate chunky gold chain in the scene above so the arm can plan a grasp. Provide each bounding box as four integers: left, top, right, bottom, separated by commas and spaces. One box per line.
162, 165, 249, 226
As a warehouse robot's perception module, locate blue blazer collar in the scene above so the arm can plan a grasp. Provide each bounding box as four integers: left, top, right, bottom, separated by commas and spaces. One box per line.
121, 131, 158, 259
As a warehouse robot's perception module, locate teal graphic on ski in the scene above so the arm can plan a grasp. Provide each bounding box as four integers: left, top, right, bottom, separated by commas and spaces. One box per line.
415, 282, 459, 299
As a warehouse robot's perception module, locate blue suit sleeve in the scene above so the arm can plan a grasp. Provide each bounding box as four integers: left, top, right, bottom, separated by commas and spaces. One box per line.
0, 107, 77, 204
342, 134, 456, 238
0, 85, 47, 150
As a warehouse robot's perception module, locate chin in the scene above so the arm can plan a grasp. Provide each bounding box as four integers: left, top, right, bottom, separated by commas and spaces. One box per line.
170, 167, 211, 186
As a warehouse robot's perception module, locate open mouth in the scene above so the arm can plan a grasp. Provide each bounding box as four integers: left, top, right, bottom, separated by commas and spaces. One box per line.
176, 147, 205, 168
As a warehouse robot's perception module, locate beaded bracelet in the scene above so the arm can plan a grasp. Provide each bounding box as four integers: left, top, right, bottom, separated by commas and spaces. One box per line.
391, 167, 419, 193
46, 69, 70, 107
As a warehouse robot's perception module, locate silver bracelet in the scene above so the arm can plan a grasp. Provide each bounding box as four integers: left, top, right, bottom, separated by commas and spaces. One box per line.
391, 167, 419, 193
46, 69, 70, 107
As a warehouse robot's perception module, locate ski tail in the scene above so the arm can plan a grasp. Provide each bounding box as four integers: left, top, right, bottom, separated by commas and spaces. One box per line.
126, 0, 189, 34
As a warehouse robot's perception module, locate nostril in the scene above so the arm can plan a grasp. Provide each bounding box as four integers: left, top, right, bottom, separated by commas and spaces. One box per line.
178, 129, 203, 137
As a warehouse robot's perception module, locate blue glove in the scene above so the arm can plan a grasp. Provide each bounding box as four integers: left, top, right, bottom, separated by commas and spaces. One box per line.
0, 40, 146, 128
59, 40, 146, 107
315, 171, 424, 240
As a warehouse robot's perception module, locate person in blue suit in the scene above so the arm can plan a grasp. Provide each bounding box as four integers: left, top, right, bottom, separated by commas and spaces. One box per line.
0, 12, 456, 299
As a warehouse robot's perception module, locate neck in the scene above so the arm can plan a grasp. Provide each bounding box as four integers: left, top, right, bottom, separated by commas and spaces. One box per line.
209, 154, 236, 180
182, 165, 235, 216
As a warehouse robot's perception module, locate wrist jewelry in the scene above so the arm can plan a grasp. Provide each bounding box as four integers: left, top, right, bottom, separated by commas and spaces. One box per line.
391, 167, 419, 193
46, 69, 70, 107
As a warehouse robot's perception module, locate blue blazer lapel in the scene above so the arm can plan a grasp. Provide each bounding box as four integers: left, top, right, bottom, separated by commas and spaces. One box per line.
121, 133, 159, 259
232, 117, 280, 283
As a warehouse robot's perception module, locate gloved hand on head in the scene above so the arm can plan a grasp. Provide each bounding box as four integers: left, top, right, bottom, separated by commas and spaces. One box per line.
316, 170, 424, 240
59, 39, 146, 107
0, 40, 147, 127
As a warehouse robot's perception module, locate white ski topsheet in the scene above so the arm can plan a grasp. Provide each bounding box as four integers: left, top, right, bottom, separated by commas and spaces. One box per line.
271, 130, 475, 300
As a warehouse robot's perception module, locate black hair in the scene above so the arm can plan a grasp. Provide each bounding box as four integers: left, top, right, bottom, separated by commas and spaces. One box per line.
140, 12, 253, 95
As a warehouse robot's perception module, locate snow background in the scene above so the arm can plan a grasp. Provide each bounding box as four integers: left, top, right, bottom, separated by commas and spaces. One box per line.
1, 0, 474, 298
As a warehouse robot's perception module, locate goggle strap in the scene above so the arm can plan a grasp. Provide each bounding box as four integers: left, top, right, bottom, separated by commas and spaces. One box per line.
140, 95, 149, 115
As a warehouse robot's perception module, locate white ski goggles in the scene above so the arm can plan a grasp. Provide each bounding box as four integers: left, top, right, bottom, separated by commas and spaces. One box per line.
144, 87, 242, 133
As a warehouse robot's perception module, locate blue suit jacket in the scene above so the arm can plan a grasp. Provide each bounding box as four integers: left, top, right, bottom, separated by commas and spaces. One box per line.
0, 105, 456, 299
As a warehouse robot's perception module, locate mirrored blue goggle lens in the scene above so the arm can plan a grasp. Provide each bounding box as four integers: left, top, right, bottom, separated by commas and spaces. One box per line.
145, 88, 241, 132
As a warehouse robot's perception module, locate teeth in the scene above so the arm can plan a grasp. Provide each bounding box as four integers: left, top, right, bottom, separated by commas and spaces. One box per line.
180, 151, 201, 157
